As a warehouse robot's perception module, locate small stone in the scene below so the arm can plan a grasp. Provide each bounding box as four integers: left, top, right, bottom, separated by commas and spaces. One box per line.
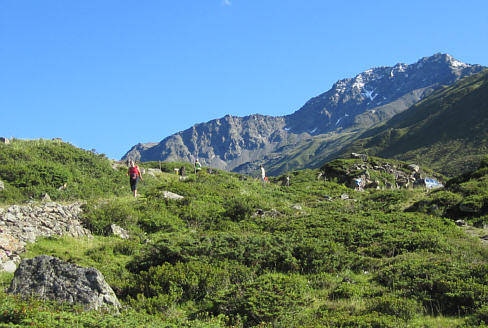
110, 224, 130, 239
162, 191, 184, 200
407, 164, 420, 173
1, 260, 17, 273
455, 219, 467, 227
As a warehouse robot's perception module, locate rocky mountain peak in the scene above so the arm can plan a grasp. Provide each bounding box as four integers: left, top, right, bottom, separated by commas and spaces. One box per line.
418, 53, 466, 67
285, 54, 483, 134
123, 54, 485, 175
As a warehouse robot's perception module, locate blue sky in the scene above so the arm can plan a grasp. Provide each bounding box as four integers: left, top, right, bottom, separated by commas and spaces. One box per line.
1, 1, 487, 159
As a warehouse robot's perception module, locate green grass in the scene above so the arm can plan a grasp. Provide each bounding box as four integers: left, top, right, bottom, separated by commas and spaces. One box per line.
0, 139, 129, 203
2, 141, 488, 326
22, 235, 136, 293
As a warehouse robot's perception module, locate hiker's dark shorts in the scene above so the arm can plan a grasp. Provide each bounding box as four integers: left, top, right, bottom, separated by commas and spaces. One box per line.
130, 177, 138, 191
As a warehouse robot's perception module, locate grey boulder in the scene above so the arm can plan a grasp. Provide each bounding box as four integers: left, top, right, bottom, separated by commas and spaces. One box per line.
8, 255, 121, 311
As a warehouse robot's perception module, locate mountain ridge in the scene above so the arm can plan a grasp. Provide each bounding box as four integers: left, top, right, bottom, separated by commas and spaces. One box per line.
123, 53, 485, 175
337, 68, 488, 176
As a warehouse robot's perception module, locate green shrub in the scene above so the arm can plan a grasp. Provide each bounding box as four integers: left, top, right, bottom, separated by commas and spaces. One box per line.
112, 239, 141, 256
313, 306, 404, 328
471, 215, 488, 228
136, 205, 184, 233
214, 273, 310, 326
81, 199, 138, 235
307, 272, 341, 290
0, 291, 224, 328
0, 139, 127, 203
457, 179, 488, 196
368, 294, 423, 321
407, 190, 463, 216
429, 190, 463, 207
179, 199, 226, 229
460, 194, 486, 214
469, 304, 488, 325
293, 238, 355, 273
128, 231, 302, 274
127, 292, 180, 314
243, 273, 310, 324
0, 295, 30, 324
375, 253, 488, 315
330, 278, 384, 299
478, 156, 488, 170
134, 261, 232, 303
361, 189, 420, 214
222, 196, 256, 222
6, 141, 488, 326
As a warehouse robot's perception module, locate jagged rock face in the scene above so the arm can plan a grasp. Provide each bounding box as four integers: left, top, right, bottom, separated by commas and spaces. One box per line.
124, 114, 306, 171
123, 54, 484, 174
321, 156, 442, 191
0, 202, 89, 243
8, 255, 121, 311
0, 202, 91, 272
285, 53, 484, 134
0, 233, 23, 272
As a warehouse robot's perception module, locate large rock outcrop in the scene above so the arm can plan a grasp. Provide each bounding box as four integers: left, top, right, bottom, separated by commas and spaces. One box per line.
320, 155, 444, 191
8, 255, 121, 311
0, 202, 91, 272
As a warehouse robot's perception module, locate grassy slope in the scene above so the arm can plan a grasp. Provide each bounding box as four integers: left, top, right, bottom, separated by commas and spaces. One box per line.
408, 156, 488, 224
0, 139, 129, 203
1, 147, 488, 326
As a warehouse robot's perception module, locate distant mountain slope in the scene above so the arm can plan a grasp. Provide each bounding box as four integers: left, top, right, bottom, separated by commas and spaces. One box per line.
285, 53, 481, 134
123, 54, 484, 175
125, 114, 309, 170
340, 69, 488, 176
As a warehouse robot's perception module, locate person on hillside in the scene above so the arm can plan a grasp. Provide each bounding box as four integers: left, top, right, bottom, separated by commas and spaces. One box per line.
194, 159, 202, 174
260, 164, 266, 186
127, 160, 143, 197
179, 165, 187, 181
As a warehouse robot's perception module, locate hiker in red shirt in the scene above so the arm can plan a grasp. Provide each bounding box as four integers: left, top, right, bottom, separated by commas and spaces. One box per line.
127, 160, 143, 197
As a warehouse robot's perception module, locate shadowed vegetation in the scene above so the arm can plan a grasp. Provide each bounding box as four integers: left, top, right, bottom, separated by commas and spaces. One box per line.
1, 140, 488, 327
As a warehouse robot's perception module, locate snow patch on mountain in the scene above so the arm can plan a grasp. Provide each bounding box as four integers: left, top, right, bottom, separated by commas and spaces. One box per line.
362, 89, 378, 101
352, 76, 365, 90
336, 113, 349, 126
451, 58, 469, 68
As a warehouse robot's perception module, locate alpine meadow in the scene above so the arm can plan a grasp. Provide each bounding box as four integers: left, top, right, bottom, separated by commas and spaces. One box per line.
2, 134, 488, 327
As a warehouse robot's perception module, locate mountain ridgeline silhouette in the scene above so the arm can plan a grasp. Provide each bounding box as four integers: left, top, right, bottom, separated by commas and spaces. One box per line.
123, 54, 485, 176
